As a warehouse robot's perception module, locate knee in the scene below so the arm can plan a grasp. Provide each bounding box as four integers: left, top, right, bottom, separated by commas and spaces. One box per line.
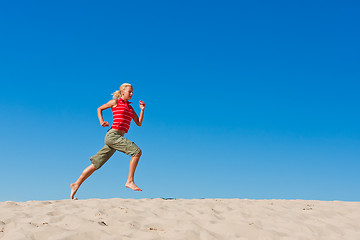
90, 164, 98, 171
83, 164, 97, 175
135, 150, 142, 158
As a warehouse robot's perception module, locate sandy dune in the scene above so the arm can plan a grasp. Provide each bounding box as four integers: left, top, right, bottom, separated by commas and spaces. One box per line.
0, 198, 359, 240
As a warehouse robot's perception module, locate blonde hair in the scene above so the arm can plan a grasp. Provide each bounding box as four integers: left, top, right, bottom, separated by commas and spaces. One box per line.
112, 83, 133, 99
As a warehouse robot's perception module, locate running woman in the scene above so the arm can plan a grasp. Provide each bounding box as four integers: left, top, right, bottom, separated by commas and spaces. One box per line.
70, 83, 145, 199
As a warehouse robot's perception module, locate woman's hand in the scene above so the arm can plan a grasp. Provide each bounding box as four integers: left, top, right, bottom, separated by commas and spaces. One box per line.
139, 100, 146, 110
101, 121, 109, 127
133, 101, 145, 126
97, 100, 116, 128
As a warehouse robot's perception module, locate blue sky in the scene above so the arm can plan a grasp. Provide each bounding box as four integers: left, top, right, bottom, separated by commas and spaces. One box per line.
1, 0, 359, 202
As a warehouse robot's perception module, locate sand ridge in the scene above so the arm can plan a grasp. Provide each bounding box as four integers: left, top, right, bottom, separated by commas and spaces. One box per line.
0, 198, 359, 240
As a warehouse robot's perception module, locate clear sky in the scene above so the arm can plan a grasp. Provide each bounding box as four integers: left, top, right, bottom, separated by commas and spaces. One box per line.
1, 0, 359, 202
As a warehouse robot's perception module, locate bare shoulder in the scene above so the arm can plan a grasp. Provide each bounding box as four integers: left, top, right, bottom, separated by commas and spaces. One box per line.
108, 99, 117, 106
108, 99, 117, 108
99, 99, 117, 110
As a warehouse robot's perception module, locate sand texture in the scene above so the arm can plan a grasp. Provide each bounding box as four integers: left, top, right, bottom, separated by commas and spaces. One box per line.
0, 198, 359, 240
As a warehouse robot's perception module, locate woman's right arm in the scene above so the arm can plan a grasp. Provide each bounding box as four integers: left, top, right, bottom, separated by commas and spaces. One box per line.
97, 100, 116, 127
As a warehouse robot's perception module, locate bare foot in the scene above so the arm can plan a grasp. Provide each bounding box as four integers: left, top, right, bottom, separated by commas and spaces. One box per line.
70, 183, 79, 199
125, 181, 142, 191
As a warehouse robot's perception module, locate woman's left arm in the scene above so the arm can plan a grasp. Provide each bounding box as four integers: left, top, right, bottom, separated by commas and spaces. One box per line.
133, 100, 145, 126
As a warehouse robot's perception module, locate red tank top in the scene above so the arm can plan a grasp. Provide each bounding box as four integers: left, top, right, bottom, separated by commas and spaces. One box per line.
111, 98, 134, 133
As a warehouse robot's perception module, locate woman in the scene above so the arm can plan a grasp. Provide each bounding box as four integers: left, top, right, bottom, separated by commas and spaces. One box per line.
70, 83, 145, 199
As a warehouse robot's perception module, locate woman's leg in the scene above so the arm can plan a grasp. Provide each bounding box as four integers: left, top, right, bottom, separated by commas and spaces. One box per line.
70, 144, 115, 199
105, 130, 143, 191
70, 164, 97, 199
125, 151, 142, 191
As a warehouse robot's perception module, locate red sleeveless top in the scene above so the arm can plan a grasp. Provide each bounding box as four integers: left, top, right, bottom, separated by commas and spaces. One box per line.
111, 98, 134, 133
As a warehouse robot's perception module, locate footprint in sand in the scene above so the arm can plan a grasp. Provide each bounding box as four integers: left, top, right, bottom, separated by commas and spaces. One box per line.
148, 227, 164, 232
98, 221, 107, 226
0, 221, 4, 233
302, 204, 314, 210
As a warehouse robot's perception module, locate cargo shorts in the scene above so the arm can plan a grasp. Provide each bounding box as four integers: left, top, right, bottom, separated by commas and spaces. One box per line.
90, 129, 141, 169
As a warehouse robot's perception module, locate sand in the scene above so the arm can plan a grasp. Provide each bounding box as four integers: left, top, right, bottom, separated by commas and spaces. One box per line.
0, 198, 359, 240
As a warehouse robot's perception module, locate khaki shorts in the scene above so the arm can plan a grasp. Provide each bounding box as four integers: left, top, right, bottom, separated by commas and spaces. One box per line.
90, 129, 141, 169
